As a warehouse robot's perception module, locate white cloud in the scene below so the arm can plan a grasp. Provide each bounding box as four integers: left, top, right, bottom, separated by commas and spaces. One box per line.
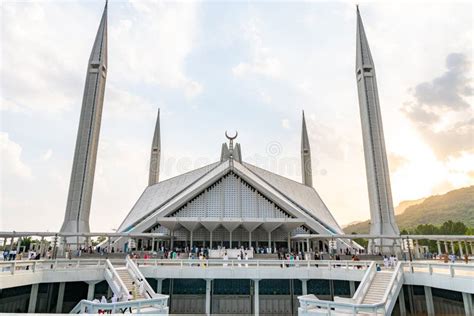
232, 17, 282, 78
41, 149, 53, 161
110, 1, 202, 97
0, 133, 32, 179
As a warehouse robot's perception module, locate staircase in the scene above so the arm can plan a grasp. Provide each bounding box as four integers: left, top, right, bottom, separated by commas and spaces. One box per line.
115, 267, 146, 299
361, 271, 393, 304
71, 257, 169, 314
298, 262, 404, 315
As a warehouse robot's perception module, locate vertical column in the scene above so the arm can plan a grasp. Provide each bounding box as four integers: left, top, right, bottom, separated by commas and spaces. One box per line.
287, 232, 291, 252
87, 282, 96, 301
462, 292, 473, 316
16, 238, 21, 256
210, 231, 213, 249
28, 283, 39, 312
205, 279, 212, 316
398, 287, 406, 316
156, 279, 163, 294
424, 286, 434, 316
56, 282, 66, 313
254, 279, 260, 316
444, 241, 449, 254
459, 241, 464, 257
437, 241, 441, 256
450, 241, 455, 254
301, 279, 308, 295
248, 231, 251, 250
464, 240, 469, 256
349, 281, 356, 297
306, 238, 310, 254
229, 231, 232, 249
268, 231, 271, 250
190, 231, 194, 250
414, 240, 419, 259
151, 238, 155, 252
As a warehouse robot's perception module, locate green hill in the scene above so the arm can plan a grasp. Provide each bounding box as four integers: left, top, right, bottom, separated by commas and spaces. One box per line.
344, 186, 474, 234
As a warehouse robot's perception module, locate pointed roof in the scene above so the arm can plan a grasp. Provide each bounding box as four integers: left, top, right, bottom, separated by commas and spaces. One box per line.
301, 111, 311, 153
118, 157, 343, 234
89, 1, 108, 67
355, 6, 374, 70
118, 162, 221, 232
243, 163, 343, 233
152, 108, 161, 150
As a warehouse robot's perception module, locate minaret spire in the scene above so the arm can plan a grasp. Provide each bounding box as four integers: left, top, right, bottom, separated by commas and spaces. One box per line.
148, 108, 161, 186
301, 111, 313, 187
60, 2, 108, 237
355, 7, 399, 249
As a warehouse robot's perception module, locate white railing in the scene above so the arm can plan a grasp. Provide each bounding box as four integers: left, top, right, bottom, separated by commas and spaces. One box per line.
352, 261, 376, 304
382, 262, 404, 314
104, 259, 129, 299
0, 258, 110, 275
134, 258, 372, 270
69, 297, 168, 314
299, 261, 474, 315
126, 256, 158, 299
404, 261, 474, 278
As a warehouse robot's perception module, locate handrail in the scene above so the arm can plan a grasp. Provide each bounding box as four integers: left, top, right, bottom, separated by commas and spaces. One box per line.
69, 297, 169, 314
352, 261, 376, 304
126, 256, 157, 299
383, 262, 404, 314
381, 262, 403, 302
105, 259, 129, 299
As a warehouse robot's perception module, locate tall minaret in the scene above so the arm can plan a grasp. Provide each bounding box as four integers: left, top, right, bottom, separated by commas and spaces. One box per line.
148, 108, 161, 186
355, 7, 399, 244
60, 2, 108, 235
301, 111, 313, 187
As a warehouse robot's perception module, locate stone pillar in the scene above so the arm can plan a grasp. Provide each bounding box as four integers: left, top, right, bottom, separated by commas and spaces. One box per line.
56, 282, 66, 313
459, 241, 464, 257
268, 231, 271, 249
437, 241, 441, 256
151, 238, 155, 252
414, 240, 419, 259
209, 231, 213, 249
87, 282, 96, 301
247, 231, 251, 250
254, 280, 260, 316
156, 279, 163, 294
398, 287, 406, 316
462, 292, 473, 316
28, 283, 39, 312
229, 231, 232, 249
444, 241, 449, 254
287, 232, 291, 252
205, 279, 212, 316
450, 241, 455, 254
306, 238, 310, 254
301, 279, 308, 295
424, 286, 434, 316
190, 231, 194, 250
16, 238, 21, 255
349, 281, 356, 297
464, 240, 469, 256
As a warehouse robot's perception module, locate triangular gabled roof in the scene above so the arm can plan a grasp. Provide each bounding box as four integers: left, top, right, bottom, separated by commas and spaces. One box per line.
243, 162, 343, 233
117, 162, 221, 232
118, 158, 343, 235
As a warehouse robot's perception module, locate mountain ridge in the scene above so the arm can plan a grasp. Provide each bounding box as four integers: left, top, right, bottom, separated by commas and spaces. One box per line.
344, 186, 474, 234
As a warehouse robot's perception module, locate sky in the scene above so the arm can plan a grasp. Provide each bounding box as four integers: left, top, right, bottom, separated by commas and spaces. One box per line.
0, 0, 472, 232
